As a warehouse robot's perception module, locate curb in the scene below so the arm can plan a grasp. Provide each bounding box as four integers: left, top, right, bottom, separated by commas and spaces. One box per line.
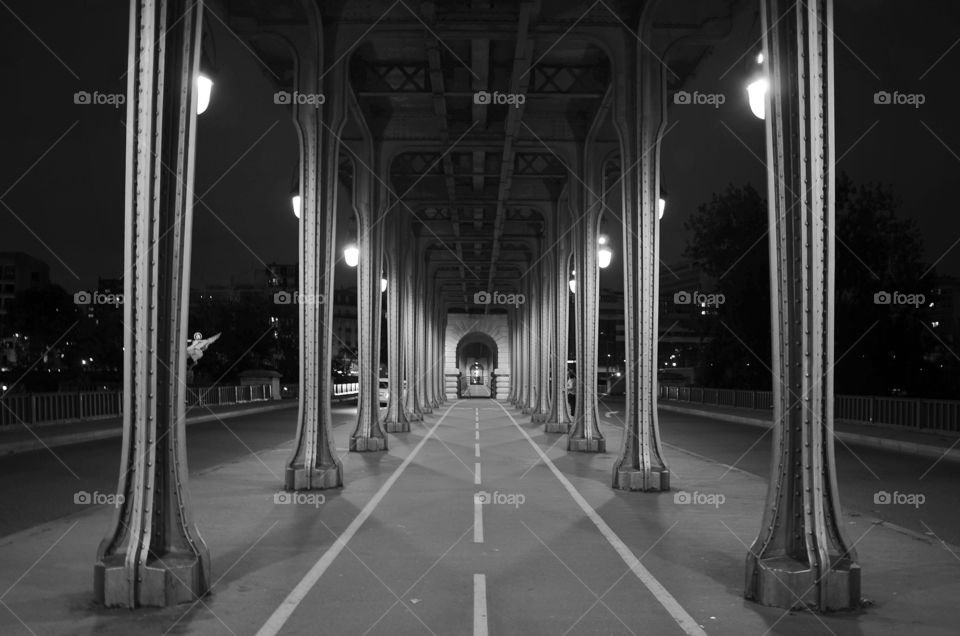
658, 402, 960, 465
0, 402, 298, 457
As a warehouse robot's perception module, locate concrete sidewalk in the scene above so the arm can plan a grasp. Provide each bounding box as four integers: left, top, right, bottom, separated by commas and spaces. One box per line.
0, 400, 297, 456
658, 400, 960, 465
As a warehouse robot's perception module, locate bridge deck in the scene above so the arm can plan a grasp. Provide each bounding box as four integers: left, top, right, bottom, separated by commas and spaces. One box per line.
0, 401, 957, 635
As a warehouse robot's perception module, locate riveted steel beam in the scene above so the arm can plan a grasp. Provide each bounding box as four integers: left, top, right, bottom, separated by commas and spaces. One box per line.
402, 238, 425, 421
567, 167, 605, 453
544, 197, 573, 434
94, 0, 210, 608
350, 142, 388, 452
610, 8, 670, 490
383, 212, 410, 432
744, 0, 860, 612
284, 24, 344, 492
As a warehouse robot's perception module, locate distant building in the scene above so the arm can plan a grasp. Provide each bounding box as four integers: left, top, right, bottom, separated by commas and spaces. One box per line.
0, 252, 50, 324
598, 288, 624, 373
77, 277, 124, 324
188, 268, 359, 358
259, 263, 298, 291
330, 286, 358, 356
927, 275, 960, 347
658, 261, 719, 383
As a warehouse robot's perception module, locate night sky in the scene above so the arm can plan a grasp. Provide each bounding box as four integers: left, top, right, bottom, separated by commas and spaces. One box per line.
1, 0, 959, 293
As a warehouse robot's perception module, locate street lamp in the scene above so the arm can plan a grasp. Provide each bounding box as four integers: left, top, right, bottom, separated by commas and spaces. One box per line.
746, 52, 767, 120
291, 194, 301, 219
197, 73, 213, 115
658, 196, 666, 220
381, 277, 387, 292
597, 235, 612, 269
569, 269, 576, 294
344, 243, 359, 267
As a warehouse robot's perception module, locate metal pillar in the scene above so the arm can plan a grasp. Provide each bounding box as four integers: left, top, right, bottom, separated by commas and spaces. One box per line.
568, 177, 604, 453
435, 308, 446, 404
745, 0, 860, 611
383, 212, 410, 432
531, 235, 555, 423
545, 222, 573, 433
416, 265, 433, 415
403, 242, 424, 421
611, 16, 669, 490
350, 162, 387, 452
521, 258, 540, 414
284, 50, 345, 491
95, 0, 209, 607
507, 308, 518, 404
426, 288, 440, 409
519, 273, 533, 411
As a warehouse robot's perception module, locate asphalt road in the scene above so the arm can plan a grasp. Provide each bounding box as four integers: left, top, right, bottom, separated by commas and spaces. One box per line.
599, 397, 960, 547
1, 399, 957, 635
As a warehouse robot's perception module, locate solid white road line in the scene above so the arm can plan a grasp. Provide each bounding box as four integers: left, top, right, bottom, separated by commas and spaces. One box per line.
474, 462, 482, 485
495, 403, 708, 636
255, 402, 462, 636
474, 496, 484, 543
474, 574, 488, 636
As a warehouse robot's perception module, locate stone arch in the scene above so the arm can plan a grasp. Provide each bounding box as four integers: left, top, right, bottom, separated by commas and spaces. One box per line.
443, 314, 512, 399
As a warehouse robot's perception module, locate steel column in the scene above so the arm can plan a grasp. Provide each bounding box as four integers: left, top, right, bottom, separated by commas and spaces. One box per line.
521, 257, 540, 414
568, 175, 604, 453
545, 224, 573, 433
383, 213, 410, 432
403, 242, 424, 421
745, 0, 860, 611
532, 234, 555, 423
416, 269, 433, 415
284, 47, 345, 491
611, 16, 669, 489
350, 159, 387, 451
95, 0, 209, 607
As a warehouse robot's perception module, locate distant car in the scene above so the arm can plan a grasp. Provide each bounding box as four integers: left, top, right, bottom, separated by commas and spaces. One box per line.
379, 379, 389, 406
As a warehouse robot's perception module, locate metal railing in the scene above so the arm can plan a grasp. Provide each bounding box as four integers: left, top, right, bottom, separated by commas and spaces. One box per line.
658, 384, 960, 433
332, 382, 359, 401
185, 384, 274, 408
1, 384, 275, 429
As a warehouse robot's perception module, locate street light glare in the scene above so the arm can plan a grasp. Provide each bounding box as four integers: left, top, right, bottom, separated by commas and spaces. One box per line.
197, 74, 213, 115
658, 197, 666, 219
344, 244, 359, 267
747, 77, 768, 120
291, 194, 301, 219
381, 277, 387, 292
598, 245, 612, 268
597, 234, 612, 268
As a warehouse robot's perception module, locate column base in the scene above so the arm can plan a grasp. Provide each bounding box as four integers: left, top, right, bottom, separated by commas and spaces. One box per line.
746, 556, 861, 611
95, 553, 208, 608
568, 437, 605, 453
284, 462, 343, 490
384, 420, 410, 433
544, 420, 569, 434
612, 467, 670, 491
531, 412, 549, 423
350, 436, 387, 452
